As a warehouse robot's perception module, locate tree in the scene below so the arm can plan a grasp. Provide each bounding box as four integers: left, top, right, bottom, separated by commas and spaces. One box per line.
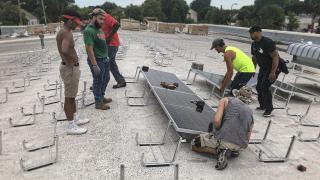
257, 4, 285, 30
110, 8, 125, 21
125, 4, 143, 21
79, 7, 92, 20
18, 0, 75, 23
100, 2, 125, 21
284, 0, 305, 14
287, 12, 299, 31
254, 0, 290, 11
190, 0, 211, 22
304, 0, 320, 14
142, 0, 166, 21
304, 0, 320, 26
205, 6, 230, 25
237, 5, 258, 27
101, 2, 118, 14
0, 1, 27, 25
160, 0, 189, 23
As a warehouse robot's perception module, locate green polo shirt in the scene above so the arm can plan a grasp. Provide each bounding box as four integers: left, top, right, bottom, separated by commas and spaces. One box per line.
83, 25, 108, 59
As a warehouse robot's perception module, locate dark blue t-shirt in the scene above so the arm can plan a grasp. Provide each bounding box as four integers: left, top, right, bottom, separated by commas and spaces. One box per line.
251, 36, 276, 70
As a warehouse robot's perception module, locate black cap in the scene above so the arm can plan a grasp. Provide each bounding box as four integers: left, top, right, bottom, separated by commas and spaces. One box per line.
249, 25, 262, 33
210, 39, 224, 50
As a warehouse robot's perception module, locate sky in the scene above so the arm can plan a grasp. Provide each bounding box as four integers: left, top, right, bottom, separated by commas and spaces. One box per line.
75, 0, 255, 10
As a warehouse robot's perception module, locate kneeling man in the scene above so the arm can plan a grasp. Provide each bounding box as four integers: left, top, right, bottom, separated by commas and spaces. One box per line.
191, 89, 254, 170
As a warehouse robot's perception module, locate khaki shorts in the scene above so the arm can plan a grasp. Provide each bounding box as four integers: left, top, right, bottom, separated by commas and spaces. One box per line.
199, 133, 241, 150
59, 64, 80, 98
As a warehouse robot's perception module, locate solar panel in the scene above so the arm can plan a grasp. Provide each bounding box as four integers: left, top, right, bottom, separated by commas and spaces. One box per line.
195, 70, 224, 86
142, 69, 194, 93
164, 104, 213, 133
139, 68, 215, 135
153, 87, 207, 109
153, 87, 214, 134
192, 69, 258, 88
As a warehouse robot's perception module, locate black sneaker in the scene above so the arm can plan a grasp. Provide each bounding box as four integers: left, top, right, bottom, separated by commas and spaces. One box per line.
263, 109, 273, 117
215, 149, 228, 170
113, 82, 126, 89
256, 106, 265, 111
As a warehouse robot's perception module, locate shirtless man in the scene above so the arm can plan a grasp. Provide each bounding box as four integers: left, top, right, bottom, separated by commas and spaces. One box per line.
56, 9, 89, 135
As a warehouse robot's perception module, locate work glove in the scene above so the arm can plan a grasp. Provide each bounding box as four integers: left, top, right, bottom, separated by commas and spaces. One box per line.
92, 65, 101, 76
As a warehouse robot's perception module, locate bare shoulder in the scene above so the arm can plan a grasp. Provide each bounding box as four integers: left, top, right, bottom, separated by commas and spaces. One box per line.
63, 30, 73, 40
56, 29, 63, 41
57, 29, 73, 40
224, 50, 236, 60
57, 29, 66, 37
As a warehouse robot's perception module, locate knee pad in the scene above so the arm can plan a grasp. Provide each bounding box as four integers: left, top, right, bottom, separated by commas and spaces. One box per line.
191, 136, 201, 147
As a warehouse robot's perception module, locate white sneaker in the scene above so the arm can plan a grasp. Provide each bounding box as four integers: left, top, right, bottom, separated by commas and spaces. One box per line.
75, 114, 90, 126
75, 117, 90, 126
67, 124, 87, 135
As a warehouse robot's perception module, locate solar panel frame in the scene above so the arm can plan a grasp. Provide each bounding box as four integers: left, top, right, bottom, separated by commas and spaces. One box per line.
191, 69, 258, 89
139, 68, 215, 135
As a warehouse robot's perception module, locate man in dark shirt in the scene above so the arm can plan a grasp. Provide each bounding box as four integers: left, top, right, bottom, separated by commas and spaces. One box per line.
249, 25, 280, 117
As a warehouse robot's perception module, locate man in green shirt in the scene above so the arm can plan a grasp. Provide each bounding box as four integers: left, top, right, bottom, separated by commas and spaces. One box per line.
84, 8, 112, 110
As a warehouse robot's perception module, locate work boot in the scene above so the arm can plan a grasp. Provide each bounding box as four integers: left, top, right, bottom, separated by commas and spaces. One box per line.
95, 102, 110, 110
103, 97, 112, 104
215, 149, 229, 170
67, 124, 87, 135
113, 82, 126, 89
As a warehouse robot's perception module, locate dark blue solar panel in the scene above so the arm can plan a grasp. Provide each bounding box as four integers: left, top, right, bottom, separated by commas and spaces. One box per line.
153, 87, 214, 133
140, 68, 215, 134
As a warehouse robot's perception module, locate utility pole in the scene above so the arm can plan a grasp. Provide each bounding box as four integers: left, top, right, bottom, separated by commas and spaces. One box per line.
18, 0, 22, 25
230, 3, 238, 11
41, 0, 47, 25
230, 3, 238, 24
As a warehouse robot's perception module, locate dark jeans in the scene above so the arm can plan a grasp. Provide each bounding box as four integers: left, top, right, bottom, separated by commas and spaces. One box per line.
87, 57, 110, 104
230, 72, 255, 91
256, 69, 280, 111
108, 46, 125, 84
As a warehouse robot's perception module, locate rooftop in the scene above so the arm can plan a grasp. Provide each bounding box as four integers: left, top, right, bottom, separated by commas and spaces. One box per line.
0, 30, 319, 179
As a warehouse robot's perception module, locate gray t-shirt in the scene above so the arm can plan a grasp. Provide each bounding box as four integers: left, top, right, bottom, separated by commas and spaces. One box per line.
214, 97, 253, 148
